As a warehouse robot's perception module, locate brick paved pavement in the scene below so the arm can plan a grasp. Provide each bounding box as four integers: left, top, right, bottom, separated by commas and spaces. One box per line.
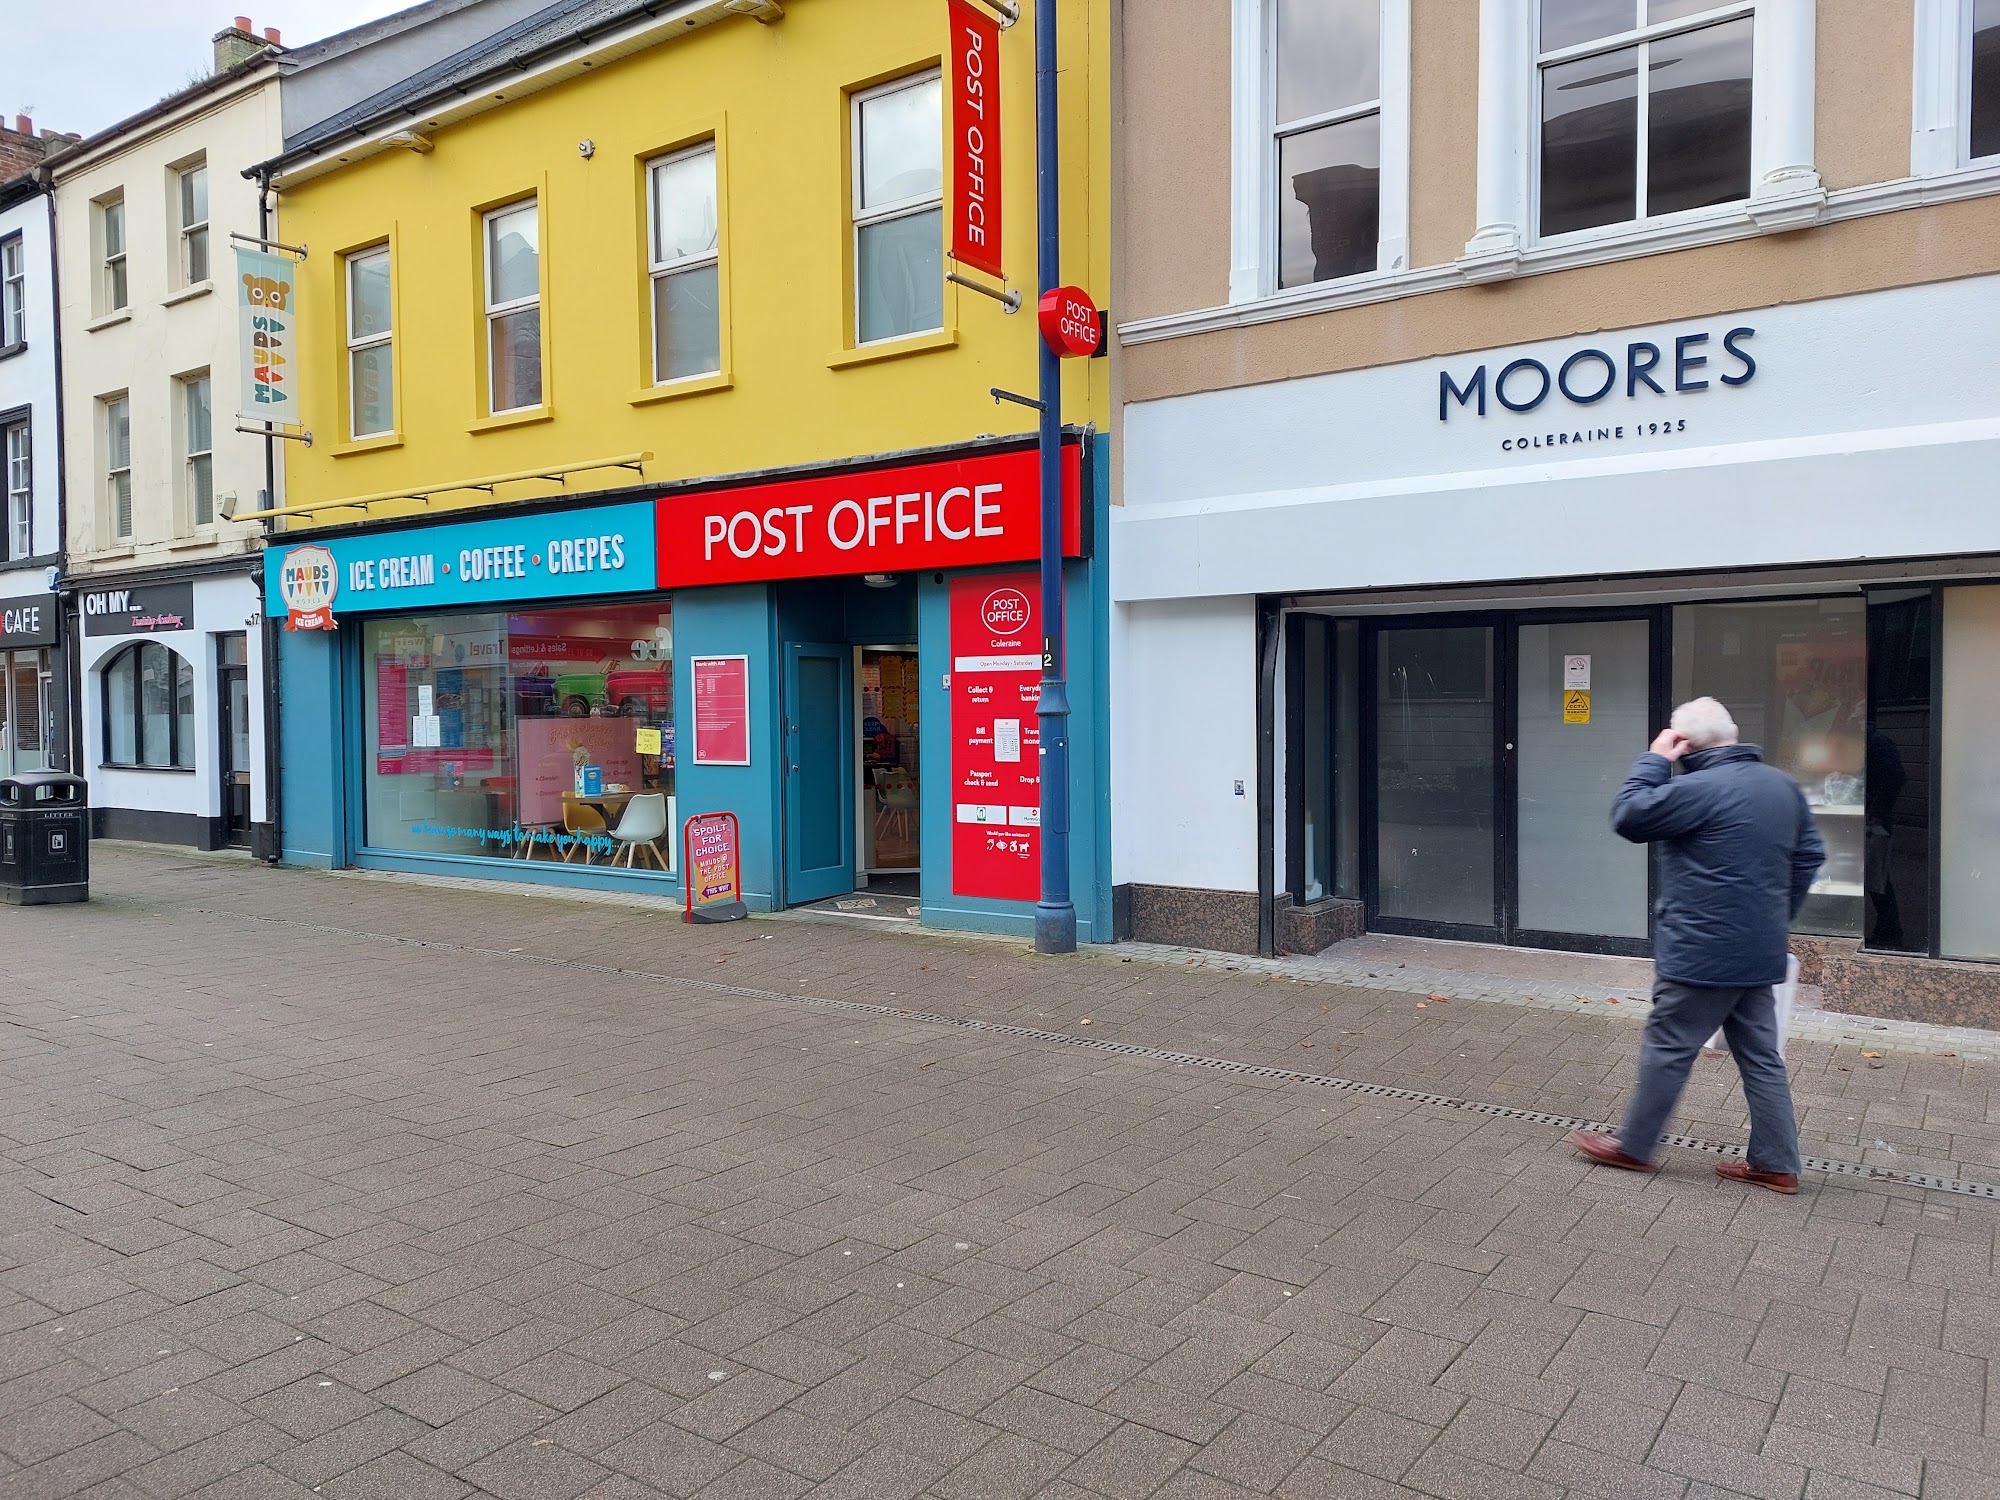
0, 844, 1995, 1499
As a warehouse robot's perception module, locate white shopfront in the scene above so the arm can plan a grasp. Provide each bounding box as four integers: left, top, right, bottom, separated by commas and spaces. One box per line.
1114, 275, 2000, 969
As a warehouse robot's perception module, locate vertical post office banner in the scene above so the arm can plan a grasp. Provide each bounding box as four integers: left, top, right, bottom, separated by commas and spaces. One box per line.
235, 247, 298, 424
950, 571, 1041, 902
948, 0, 1002, 278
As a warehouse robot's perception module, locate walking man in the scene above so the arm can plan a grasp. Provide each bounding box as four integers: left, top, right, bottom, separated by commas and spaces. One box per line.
1570, 696, 1824, 1193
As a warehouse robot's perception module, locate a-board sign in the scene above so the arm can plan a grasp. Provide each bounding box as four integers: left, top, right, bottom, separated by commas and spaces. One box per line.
683, 811, 747, 923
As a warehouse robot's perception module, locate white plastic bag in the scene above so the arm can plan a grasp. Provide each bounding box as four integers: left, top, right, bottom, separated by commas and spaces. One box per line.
1705, 953, 1799, 1059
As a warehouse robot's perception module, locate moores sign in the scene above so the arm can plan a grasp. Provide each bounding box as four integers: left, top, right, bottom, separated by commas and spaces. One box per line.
1439, 325, 1758, 423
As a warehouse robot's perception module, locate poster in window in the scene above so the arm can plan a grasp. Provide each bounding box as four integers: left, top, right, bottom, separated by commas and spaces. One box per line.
691, 655, 751, 765
950, 571, 1041, 902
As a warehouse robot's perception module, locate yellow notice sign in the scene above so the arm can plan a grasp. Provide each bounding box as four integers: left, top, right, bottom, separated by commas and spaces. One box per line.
1563, 690, 1591, 724
635, 726, 663, 755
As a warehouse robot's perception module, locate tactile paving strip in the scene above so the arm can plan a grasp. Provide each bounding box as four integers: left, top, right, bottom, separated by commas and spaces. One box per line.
197, 910, 2000, 1203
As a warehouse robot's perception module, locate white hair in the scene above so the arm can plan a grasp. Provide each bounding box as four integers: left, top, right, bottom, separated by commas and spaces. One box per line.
1671, 696, 1739, 750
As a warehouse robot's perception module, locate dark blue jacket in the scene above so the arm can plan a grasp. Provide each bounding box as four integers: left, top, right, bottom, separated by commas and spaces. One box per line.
1611, 743, 1825, 987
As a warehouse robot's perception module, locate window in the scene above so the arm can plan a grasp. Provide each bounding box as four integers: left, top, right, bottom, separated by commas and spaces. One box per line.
853, 74, 943, 344
1974, 0, 2000, 159
1537, 1, 1754, 237
181, 373, 213, 527
4, 420, 28, 559
0, 234, 23, 349
178, 160, 209, 284
484, 201, 542, 413
648, 144, 721, 383
1274, 0, 1382, 287
1941, 585, 2000, 959
104, 396, 131, 541
101, 195, 127, 312
346, 247, 393, 438
1672, 596, 1866, 937
0, 649, 49, 776
102, 641, 195, 770
362, 602, 677, 873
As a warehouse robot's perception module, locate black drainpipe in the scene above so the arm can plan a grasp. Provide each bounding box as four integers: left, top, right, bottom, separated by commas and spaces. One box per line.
255, 170, 284, 864
1255, 595, 1281, 958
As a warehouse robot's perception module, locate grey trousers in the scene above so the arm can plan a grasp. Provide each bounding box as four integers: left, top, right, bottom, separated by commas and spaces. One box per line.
1618, 979, 1802, 1176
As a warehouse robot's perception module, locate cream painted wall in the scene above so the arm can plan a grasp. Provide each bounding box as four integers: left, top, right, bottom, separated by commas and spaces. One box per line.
54, 76, 282, 573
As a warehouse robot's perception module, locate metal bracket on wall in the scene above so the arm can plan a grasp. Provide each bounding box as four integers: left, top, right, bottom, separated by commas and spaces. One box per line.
228, 230, 308, 259
962, 0, 1019, 25
234, 423, 313, 445
989, 386, 1043, 412
947, 270, 1021, 313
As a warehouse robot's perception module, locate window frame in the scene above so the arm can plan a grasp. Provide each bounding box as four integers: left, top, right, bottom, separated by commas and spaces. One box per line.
646, 141, 723, 385
2, 416, 28, 560
850, 70, 946, 346
1530, 0, 1757, 245
179, 370, 214, 529
100, 194, 128, 313
482, 198, 543, 415
0, 233, 24, 352
100, 639, 196, 772
177, 158, 210, 287
1230, 0, 1411, 304
345, 245, 395, 439
1914, 0, 2000, 172
103, 393, 132, 542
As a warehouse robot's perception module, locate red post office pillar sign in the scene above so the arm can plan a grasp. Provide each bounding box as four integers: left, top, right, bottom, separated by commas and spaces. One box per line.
1038, 286, 1101, 358
950, 571, 1042, 903
948, 0, 1002, 279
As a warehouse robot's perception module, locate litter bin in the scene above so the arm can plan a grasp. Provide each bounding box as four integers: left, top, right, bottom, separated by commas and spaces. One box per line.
0, 771, 89, 905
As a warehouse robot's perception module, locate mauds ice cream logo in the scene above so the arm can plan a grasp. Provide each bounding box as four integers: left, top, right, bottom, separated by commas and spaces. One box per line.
1438, 323, 1758, 454
280, 545, 338, 632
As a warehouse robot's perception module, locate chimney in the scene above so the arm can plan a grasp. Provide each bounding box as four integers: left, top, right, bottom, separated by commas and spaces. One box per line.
263, 26, 282, 44
213, 17, 269, 74
12, 115, 29, 136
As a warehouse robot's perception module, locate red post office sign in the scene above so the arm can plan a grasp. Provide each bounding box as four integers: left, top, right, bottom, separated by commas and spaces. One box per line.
684, 811, 747, 923
657, 446, 1081, 587
950, 570, 1042, 903
691, 654, 751, 765
948, 0, 1003, 278
1038, 286, 1101, 358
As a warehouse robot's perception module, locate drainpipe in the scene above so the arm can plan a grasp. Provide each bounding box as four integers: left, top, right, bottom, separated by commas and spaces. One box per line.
255, 169, 284, 864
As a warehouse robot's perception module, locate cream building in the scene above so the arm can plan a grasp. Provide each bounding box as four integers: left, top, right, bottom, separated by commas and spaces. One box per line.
1113, 0, 2000, 1022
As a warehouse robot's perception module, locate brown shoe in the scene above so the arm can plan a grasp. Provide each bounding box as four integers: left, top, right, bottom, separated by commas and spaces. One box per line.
1569, 1131, 1655, 1173
1715, 1160, 1799, 1195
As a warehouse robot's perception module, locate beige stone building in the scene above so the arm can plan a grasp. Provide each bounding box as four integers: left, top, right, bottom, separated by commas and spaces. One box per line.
1111, 0, 2000, 1021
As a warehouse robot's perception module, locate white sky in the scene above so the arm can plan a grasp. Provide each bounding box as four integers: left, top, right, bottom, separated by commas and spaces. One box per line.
2, 1, 420, 139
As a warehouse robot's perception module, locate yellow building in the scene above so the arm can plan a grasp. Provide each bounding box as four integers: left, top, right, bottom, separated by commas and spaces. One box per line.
256, 0, 1115, 940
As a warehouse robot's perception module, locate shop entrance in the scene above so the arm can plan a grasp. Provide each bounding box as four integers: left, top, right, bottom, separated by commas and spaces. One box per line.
857, 646, 921, 890
782, 642, 854, 904
1366, 612, 1659, 954
217, 633, 251, 848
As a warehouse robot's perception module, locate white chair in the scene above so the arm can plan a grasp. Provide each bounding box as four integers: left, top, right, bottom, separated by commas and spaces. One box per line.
608, 792, 669, 870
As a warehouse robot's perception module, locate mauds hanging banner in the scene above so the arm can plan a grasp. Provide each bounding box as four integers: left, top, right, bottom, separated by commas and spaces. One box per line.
234, 247, 298, 425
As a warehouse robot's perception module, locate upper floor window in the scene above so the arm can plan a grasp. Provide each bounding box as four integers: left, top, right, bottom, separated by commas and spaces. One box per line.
346, 247, 393, 439
1274, 0, 1383, 287
484, 200, 541, 413
649, 143, 722, 383
1, 235, 23, 350
100, 195, 128, 312
180, 372, 213, 528
104, 394, 131, 541
1538, 1, 1754, 238
178, 160, 210, 285
853, 73, 943, 344
102, 641, 194, 770
3, 420, 27, 560
1974, 0, 2000, 159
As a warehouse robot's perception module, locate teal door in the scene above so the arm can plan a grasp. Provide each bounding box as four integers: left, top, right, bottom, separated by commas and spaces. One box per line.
783, 643, 853, 905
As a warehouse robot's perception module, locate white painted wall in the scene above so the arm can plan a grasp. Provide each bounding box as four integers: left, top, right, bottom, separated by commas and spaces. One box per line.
75, 574, 264, 826
1118, 275, 2000, 603
1111, 595, 1259, 891
0, 189, 59, 564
